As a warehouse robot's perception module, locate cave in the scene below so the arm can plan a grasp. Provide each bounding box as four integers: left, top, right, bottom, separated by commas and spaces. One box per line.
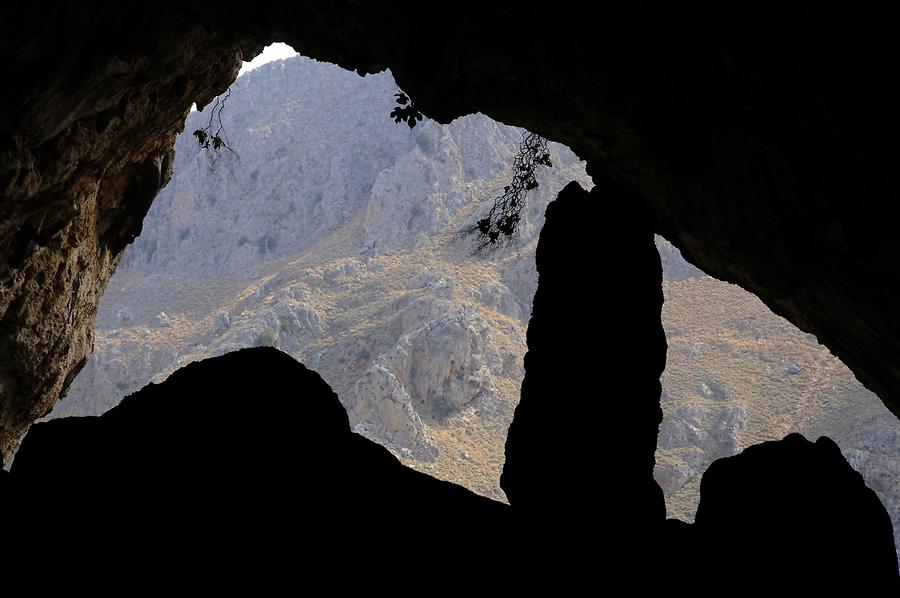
45, 51, 589, 499
2, 2, 900, 588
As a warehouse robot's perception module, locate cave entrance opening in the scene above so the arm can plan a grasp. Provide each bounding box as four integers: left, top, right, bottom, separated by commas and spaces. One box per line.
48, 45, 591, 501
653, 237, 899, 555
33, 41, 895, 536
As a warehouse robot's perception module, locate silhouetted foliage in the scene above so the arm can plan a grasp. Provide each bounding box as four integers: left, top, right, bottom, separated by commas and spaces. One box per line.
193, 89, 239, 172
390, 92, 424, 128
386, 90, 551, 252
459, 131, 552, 253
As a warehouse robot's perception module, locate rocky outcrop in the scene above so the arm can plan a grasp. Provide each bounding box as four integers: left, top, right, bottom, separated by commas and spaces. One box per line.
694, 434, 899, 590
499, 184, 897, 584
4, 347, 509, 571
342, 306, 508, 463
501, 181, 667, 541
374, 308, 502, 422
347, 364, 439, 462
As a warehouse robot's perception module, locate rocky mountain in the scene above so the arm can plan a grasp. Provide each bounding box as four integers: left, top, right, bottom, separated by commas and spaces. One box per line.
53, 56, 898, 553
53, 56, 590, 500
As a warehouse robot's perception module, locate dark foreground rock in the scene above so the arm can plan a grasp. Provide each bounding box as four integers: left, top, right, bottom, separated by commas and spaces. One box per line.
2, 347, 509, 575
1, 186, 897, 589
3, 345, 895, 588
502, 181, 666, 558
694, 433, 899, 590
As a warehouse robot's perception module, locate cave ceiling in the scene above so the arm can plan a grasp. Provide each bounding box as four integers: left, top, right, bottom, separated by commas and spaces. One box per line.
1, 2, 899, 458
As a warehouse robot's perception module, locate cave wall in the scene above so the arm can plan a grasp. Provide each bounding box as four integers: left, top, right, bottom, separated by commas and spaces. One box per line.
0, 5, 257, 457
3, 2, 900, 458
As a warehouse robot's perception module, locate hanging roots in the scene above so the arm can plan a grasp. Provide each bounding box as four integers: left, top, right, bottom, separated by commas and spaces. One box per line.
458, 130, 552, 253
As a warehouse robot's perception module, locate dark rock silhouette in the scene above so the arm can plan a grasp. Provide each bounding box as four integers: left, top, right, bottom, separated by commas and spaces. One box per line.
502, 181, 666, 541
4, 347, 509, 567
694, 433, 899, 590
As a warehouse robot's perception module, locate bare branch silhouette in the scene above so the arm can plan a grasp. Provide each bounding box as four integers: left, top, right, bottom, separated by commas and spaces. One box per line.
458, 131, 552, 253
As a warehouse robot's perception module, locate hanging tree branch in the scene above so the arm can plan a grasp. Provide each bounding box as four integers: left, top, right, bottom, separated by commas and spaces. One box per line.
193, 89, 238, 172
459, 130, 552, 253
390, 91, 424, 128
386, 90, 552, 253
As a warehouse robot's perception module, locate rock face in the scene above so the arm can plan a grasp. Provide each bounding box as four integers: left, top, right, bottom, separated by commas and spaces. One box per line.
0, 5, 253, 458
116, 58, 416, 276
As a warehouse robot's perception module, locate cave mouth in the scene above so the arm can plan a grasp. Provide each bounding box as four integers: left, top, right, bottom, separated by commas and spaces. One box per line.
654, 237, 900, 558
21, 41, 900, 548
3, 6, 900, 584
49, 47, 591, 501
